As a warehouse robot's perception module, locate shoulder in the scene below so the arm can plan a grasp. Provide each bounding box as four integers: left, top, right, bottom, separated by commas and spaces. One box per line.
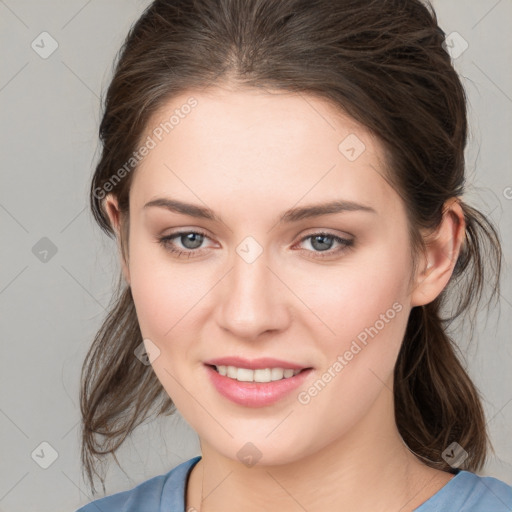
450, 471, 512, 511
74, 456, 201, 512
416, 470, 512, 512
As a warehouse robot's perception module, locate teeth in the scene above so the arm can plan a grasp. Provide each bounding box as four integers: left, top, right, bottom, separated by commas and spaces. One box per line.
215, 365, 302, 383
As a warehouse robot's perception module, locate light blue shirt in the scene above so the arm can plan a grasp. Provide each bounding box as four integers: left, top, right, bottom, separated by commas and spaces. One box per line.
75, 456, 512, 511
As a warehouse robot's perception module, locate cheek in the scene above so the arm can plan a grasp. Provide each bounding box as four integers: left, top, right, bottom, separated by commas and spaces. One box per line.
292, 240, 411, 348
292, 236, 412, 410
127, 237, 222, 357
293, 273, 409, 443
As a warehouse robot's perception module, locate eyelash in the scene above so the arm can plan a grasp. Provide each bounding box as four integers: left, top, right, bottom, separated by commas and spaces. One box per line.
157, 230, 354, 260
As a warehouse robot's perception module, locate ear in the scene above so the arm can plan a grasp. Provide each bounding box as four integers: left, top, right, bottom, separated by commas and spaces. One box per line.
410, 198, 465, 307
104, 194, 131, 285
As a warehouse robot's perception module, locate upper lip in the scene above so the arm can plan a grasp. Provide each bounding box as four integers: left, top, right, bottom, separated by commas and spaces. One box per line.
204, 356, 311, 370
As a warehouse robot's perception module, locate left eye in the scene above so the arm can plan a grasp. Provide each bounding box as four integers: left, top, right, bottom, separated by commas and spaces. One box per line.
157, 230, 353, 259
297, 233, 353, 257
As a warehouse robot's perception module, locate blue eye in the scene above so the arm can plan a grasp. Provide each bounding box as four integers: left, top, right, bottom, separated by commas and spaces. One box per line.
296, 233, 354, 259
157, 230, 354, 259
158, 230, 211, 258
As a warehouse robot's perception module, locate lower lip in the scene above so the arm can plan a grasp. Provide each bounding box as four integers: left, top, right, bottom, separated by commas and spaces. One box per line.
205, 365, 313, 407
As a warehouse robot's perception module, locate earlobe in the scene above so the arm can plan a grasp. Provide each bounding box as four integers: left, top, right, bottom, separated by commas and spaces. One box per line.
104, 194, 131, 285
410, 198, 465, 307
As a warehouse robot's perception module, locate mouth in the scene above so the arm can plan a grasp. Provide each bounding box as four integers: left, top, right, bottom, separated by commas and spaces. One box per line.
206, 364, 311, 383
203, 360, 314, 407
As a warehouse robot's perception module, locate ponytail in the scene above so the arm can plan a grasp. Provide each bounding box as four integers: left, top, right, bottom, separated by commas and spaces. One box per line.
394, 202, 502, 471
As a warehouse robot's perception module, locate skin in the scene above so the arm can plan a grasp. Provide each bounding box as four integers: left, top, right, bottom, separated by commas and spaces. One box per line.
105, 85, 465, 511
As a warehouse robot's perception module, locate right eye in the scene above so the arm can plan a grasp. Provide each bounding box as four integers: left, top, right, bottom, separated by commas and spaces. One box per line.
158, 230, 213, 258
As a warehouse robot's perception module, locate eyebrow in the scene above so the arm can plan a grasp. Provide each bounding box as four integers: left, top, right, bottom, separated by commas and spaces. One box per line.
143, 197, 377, 223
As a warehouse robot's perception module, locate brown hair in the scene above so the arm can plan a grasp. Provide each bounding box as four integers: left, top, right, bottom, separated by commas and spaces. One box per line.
82, 0, 502, 494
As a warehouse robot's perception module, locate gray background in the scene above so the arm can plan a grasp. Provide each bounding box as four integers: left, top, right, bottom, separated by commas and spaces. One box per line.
0, 1, 511, 510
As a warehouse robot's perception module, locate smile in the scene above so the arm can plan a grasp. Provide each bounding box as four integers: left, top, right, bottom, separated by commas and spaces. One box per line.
213, 365, 302, 383
204, 363, 313, 407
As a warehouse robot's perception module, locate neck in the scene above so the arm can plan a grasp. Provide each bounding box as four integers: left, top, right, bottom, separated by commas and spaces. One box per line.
186, 384, 452, 512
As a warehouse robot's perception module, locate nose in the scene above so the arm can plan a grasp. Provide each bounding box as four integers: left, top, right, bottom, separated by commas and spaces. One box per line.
215, 247, 291, 341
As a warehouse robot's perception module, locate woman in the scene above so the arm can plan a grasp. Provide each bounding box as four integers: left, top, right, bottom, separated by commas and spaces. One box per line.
76, 0, 512, 510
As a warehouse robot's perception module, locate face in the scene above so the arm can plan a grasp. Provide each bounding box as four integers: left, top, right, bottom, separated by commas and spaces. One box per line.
108, 86, 422, 466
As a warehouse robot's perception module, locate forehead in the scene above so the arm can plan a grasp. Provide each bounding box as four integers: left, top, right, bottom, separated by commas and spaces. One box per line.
130, 87, 400, 220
